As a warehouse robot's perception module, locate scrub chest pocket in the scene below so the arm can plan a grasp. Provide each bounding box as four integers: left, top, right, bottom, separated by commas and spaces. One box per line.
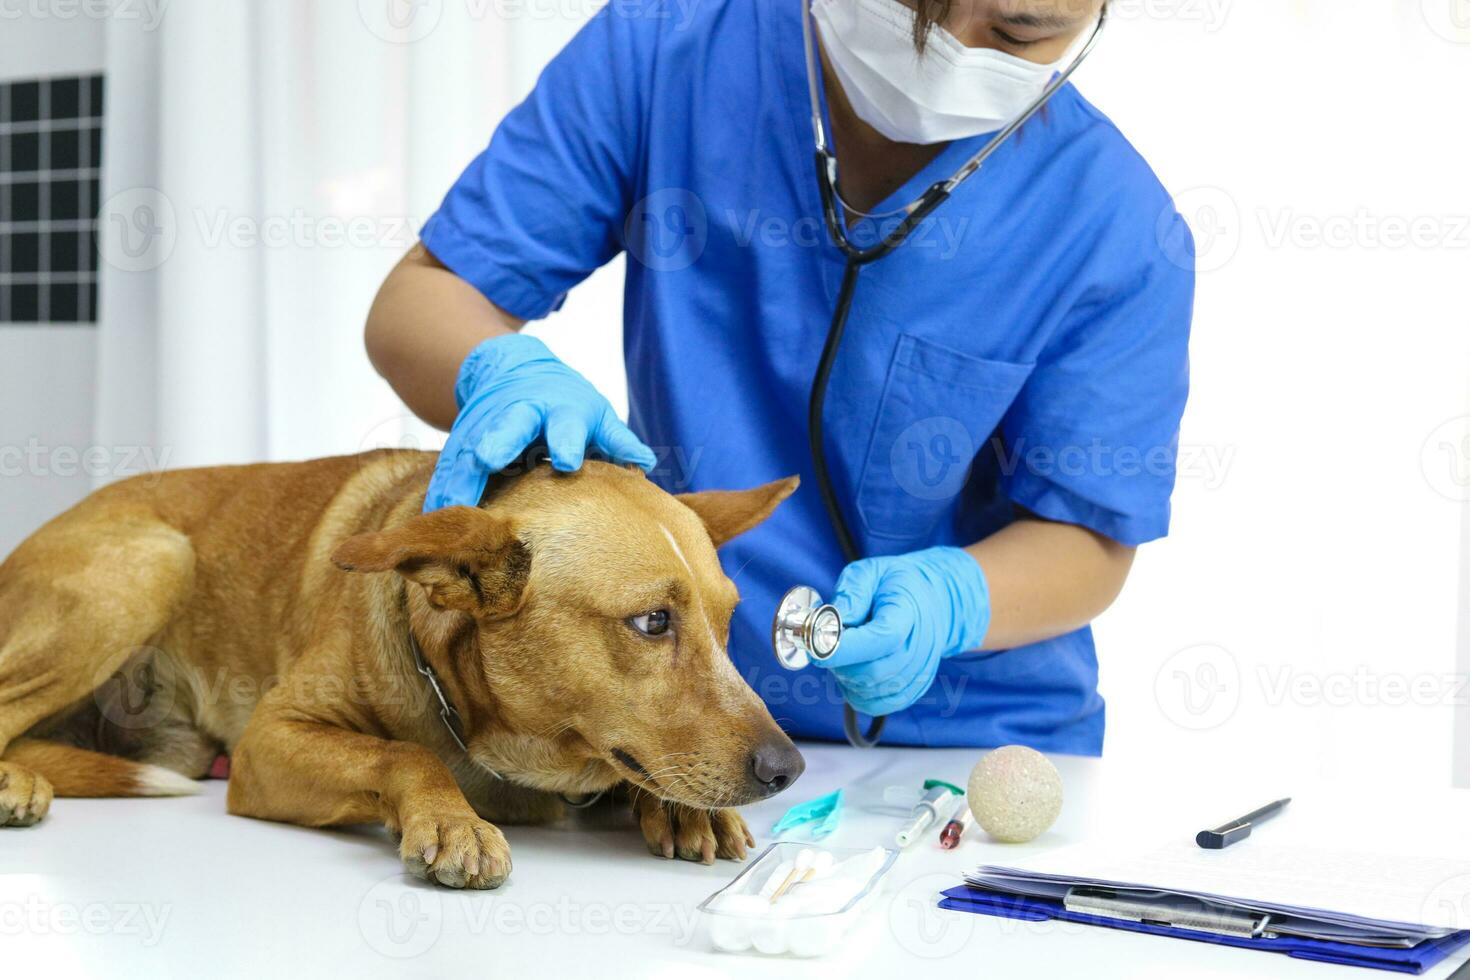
856, 334, 1035, 542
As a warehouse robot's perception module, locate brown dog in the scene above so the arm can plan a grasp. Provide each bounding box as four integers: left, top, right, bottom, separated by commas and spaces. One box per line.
0, 450, 805, 887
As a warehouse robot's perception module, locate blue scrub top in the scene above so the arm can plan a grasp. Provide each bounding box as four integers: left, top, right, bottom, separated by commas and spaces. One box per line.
421, 0, 1195, 754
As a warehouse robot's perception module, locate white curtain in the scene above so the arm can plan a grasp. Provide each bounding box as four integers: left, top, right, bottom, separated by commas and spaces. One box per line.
94, 2, 515, 474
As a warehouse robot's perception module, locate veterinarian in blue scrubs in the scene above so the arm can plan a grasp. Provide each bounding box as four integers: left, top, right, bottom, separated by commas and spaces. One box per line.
366, 0, 1193, 753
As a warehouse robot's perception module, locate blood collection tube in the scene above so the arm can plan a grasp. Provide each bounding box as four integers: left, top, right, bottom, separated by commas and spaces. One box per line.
939, 803, 975, 849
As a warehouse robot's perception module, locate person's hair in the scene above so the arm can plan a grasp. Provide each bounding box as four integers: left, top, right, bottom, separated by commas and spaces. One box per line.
911, 0, 951, 51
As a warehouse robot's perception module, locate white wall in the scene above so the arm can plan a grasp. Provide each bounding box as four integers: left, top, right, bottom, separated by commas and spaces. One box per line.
0, 328, 99, 553
1071, 0, 1470, 789
0, 6, 107, 80
0, 10, 107, 555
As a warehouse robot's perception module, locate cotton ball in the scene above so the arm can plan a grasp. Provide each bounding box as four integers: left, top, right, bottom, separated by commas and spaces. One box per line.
750, 917, 788, 955
708, 914, 753, 953
967, 745, 1062, 844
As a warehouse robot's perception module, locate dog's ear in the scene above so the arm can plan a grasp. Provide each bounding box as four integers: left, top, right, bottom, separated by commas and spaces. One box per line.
331, 507, 530, 616
677, 476, 800, 548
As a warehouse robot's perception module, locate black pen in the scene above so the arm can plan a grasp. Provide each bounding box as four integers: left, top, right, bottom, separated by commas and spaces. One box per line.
1196, 798, 1291, 849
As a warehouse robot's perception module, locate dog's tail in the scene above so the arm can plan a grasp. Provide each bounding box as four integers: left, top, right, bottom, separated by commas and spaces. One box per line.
2, 739, 200, 798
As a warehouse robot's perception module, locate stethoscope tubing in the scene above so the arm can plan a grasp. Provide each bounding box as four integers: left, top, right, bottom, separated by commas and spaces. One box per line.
805, 259, 887, 747
800, 2, 1109, 748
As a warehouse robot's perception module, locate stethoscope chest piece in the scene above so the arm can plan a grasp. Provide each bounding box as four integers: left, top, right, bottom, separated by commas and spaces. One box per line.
772, 585, 843, 670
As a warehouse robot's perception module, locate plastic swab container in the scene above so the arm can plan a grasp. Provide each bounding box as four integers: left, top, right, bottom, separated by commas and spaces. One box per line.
697, 842, 898, 957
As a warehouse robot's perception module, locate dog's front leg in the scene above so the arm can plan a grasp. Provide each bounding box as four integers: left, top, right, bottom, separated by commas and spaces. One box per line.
632, 789, 755, 864
228, 716, 511, 889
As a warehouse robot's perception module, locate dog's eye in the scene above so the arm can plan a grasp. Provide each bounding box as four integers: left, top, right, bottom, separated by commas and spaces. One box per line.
630, 610, 671, 637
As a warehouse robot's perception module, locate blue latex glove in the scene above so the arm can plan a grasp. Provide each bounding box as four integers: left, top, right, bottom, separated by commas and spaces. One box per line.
813, 546, 992, 718
424, 334, 656, 512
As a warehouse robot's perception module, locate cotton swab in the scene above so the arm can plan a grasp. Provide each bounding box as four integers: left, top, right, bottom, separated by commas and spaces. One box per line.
769, 849, 835, 904
758, 859, 794, 900
792, 851, 835, 893
786, 851, 834, 892
769, 848, 816, 903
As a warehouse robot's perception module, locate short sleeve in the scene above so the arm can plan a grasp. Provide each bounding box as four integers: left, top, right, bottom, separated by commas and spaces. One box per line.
419, 4, 658, 320
1000, 211, 1195, 546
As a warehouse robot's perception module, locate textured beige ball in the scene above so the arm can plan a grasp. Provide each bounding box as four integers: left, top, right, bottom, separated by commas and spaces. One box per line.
967, 746, 1063, 844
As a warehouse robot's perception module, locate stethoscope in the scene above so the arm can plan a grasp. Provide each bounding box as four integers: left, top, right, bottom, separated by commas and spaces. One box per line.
773, 2, 1109, 748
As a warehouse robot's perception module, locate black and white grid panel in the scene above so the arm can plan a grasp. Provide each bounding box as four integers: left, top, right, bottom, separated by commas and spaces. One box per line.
0, 74, 104, 325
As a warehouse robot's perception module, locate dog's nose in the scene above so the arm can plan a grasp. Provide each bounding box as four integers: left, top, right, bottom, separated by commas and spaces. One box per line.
749, 736, 805, 796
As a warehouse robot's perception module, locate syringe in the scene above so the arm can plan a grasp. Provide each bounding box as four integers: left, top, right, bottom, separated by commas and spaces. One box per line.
895, 779, 964, 848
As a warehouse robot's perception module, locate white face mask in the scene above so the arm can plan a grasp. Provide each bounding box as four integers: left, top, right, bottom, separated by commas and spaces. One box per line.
811, 0, 1074, 145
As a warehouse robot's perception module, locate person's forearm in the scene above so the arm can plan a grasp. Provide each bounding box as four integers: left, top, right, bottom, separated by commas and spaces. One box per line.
365, 243, 525, 430
967, 514, 1135, 651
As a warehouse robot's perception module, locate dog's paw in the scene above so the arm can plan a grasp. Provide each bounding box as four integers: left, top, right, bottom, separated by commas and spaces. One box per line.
398, 810, 511, 889
0, 761, 53, 828
635, 795, 755, 864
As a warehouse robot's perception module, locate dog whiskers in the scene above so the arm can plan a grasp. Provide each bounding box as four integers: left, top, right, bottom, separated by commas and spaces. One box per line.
638, 765, 692, 789
607, 750, 745, 811
726, 554, 758, 585
624, 751, 700, 785
662, 770, 719, 808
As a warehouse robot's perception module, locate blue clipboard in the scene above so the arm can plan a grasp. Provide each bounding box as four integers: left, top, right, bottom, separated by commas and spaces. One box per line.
939, 885, 1470, 974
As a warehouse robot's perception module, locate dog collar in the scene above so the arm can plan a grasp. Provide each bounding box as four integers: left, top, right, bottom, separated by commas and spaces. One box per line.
408, 629, 504, 781
407, 628, 604, 807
